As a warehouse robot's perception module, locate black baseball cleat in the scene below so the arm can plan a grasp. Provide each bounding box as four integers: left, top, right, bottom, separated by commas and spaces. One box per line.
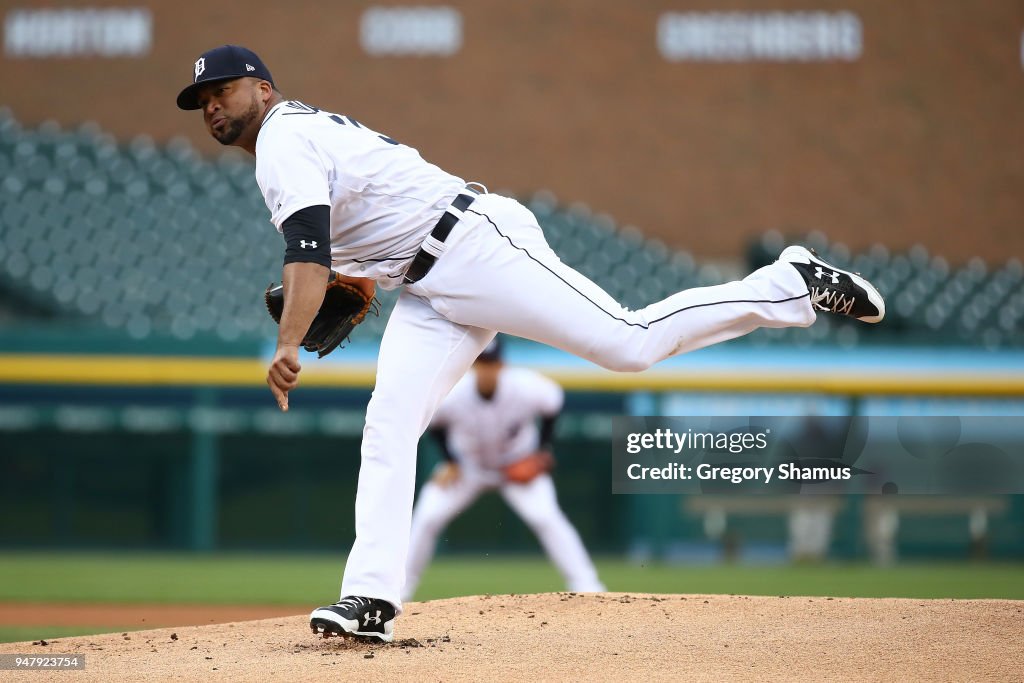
779, 246, 885, 323
310, 596, 396, 643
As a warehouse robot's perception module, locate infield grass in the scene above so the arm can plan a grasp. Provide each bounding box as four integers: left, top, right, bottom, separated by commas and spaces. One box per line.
0, 552, 1021, 604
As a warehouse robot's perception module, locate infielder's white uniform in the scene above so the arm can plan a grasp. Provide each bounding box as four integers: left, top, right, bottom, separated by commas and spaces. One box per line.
255, 101, 816, 612
403, 366, 605, 600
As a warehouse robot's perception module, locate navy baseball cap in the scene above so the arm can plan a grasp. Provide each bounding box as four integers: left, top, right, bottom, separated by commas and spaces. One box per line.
176, 45, 274, 110
476, 336, 503, 363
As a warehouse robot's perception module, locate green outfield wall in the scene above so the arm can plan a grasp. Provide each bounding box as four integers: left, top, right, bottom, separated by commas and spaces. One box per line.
1, 373, 1022, 560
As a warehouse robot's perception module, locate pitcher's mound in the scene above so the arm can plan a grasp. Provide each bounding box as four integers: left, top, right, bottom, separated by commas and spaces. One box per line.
2, 593, 1020, 681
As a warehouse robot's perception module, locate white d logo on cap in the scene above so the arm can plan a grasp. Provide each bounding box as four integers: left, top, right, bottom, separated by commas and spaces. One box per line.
194, 57, 206, 82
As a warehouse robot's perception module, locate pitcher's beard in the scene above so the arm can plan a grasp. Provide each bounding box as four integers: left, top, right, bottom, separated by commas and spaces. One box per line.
213, 98, 260, 146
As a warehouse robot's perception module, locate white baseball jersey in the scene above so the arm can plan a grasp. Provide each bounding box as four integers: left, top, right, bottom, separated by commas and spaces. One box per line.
430, 367, 563, 470
254, 100, 466, 289
256, 103, 824, 611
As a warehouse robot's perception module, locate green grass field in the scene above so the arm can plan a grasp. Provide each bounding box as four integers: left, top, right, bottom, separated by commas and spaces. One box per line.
0, 552, 1021, 643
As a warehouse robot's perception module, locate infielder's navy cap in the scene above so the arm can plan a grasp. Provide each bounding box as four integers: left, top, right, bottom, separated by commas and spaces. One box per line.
476, 336, 503, 363
176, 45, 274, 110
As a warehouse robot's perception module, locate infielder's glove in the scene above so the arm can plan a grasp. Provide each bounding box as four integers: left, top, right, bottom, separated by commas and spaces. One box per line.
503, 451, 555, 484
264, 271, 379, 358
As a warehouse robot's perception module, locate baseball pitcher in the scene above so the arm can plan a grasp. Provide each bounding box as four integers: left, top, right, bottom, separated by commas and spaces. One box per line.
176, 45, 885, 642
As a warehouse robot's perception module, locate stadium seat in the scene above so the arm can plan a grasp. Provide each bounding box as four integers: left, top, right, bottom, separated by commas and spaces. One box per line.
0, 113, 1020, 348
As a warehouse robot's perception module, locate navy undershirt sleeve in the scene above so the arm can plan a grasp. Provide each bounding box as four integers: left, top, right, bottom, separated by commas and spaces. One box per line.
539, 415, 558, 451
282, 205, 331, 267
428, 426, 455, 463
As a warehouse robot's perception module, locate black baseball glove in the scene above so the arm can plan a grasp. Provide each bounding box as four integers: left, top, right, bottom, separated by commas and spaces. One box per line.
264, 271, 378, 358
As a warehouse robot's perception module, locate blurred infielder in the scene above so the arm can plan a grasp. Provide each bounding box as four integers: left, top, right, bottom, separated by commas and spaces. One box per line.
176, 45, 885, 642
403, 337, 605, 601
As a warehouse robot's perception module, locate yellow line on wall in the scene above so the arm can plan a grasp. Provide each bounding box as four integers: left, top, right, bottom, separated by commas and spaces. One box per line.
0, 354, 375, 388
0, 354, 1022, 396
547, 370, 1024, 396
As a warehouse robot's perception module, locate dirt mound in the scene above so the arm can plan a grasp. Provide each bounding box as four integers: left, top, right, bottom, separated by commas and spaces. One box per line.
1, 593, 1020, 682
0, 603, 309, 628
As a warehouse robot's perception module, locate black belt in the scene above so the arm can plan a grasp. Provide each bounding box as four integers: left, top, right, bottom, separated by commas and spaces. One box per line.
403, 190, 479, 284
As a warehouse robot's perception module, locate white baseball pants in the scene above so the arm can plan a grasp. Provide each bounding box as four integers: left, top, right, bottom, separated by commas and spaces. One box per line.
340, 193, 815, 611
402, 469, 606, 602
